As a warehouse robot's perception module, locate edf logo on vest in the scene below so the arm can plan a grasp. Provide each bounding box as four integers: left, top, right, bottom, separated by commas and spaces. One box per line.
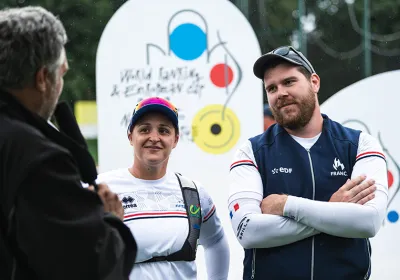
331, 158, 347, 176
271, 167, 292, 174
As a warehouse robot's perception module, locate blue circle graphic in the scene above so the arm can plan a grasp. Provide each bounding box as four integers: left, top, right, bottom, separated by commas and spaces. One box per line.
169, 23, 206, 61
387, 211, 399, 223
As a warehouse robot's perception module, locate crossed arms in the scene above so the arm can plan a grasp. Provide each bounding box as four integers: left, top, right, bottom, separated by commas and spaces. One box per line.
228, 136, 388, 249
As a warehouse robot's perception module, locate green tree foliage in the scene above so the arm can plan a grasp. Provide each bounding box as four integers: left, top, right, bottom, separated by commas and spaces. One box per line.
0, 0, 127, 105
2, 0, 400, 104
232, 0, 400, 103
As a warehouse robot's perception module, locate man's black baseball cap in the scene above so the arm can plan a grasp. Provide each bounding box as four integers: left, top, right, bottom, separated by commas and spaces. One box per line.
253, 46, 316, 79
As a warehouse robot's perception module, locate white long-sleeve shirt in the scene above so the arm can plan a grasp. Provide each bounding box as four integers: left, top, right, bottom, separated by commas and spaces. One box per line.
228, 132, 388, 249
97, 169, 230, 279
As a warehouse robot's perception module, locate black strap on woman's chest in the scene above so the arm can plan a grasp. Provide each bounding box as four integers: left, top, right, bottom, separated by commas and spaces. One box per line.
138, 173, 201, 263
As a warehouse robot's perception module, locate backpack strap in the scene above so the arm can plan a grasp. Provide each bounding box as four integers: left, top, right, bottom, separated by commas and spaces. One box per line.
139, 173, 201, 263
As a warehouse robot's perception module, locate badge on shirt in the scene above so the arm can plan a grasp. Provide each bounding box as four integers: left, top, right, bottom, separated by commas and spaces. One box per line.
119, 193, 138, 212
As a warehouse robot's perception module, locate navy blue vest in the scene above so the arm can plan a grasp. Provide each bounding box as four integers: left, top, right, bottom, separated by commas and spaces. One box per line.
245, 114, 371, 280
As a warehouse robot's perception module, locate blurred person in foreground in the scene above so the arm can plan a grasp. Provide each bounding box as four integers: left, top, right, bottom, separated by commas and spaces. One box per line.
228, 46, 388, 280
97, 97, 230, 280
0, 6, 136, 279
263, 103, 276, 131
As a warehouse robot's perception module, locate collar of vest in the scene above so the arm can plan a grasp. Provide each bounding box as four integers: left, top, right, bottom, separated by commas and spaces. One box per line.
260, 113, 331, 146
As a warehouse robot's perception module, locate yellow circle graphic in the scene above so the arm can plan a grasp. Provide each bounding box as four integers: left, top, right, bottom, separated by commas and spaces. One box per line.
192, 104, 240, 155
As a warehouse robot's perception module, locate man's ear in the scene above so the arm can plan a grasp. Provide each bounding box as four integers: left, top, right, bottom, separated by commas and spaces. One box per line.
310, 73, 320, 94
35, 67, 49, 93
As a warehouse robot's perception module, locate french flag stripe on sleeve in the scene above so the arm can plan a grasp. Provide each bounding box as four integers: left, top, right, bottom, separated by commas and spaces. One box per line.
203, 205, 216, 222
230, 160, 257, 171
356, 151, 386, 162
229, 203, 240, 219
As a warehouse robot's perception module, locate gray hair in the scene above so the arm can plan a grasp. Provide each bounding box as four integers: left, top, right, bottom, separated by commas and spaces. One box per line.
0, 6, 68, 90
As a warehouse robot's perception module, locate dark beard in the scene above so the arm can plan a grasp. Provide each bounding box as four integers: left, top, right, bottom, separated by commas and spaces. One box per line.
271, 90, 316, 130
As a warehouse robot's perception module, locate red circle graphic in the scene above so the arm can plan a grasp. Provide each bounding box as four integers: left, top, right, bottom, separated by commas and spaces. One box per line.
210, 64, 234, 88
388, 170, 394, 188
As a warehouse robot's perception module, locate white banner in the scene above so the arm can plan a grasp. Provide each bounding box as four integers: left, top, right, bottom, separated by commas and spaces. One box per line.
96, 1, 262, 279
321, 70, 400, 279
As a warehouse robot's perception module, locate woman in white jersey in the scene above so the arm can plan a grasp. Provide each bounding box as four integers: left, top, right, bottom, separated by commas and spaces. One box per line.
97, 97, 230, 280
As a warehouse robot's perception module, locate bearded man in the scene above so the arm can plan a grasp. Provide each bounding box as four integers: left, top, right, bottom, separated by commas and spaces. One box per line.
227, 46, 388, 280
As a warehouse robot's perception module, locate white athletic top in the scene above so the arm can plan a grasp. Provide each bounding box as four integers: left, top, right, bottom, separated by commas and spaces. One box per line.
228, 132, 389, 249
97, 169, 229, 280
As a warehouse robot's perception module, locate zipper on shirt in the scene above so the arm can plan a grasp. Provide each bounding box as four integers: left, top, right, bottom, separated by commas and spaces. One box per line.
364, 239, 371, 279
307, 150, 316, 280
251, 248, 256, 279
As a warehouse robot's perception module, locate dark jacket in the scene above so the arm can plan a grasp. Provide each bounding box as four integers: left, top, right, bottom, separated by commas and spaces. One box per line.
244, 115, 371, 280
0, 90, 137, 279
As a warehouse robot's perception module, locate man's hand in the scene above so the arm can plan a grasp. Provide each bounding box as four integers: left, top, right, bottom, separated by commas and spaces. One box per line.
88, 183, 124, 220
261, 194, 288, 215
329, 175, 376, 204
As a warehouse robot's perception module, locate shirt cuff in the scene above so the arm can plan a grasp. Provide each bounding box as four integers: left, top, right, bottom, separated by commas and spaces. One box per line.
283, 195, 299, 220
